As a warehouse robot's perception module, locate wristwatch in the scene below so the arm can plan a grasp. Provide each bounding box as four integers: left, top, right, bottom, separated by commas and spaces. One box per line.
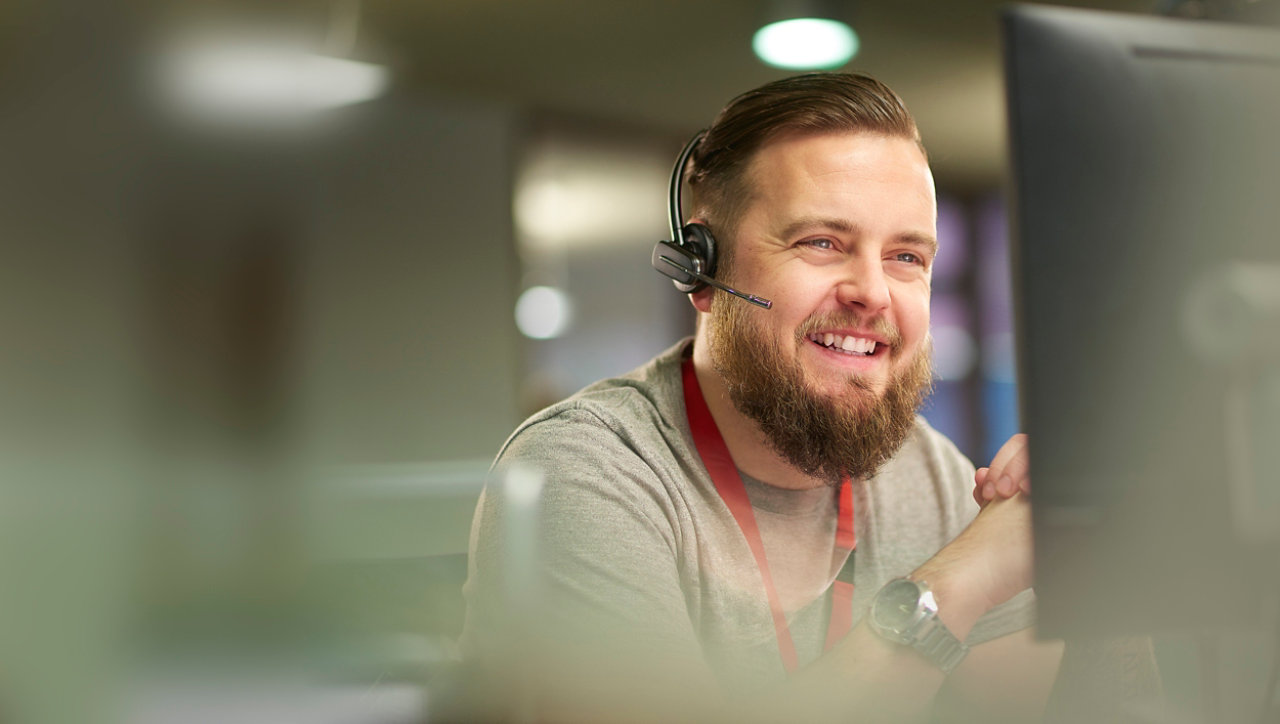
869, 577, 969, 674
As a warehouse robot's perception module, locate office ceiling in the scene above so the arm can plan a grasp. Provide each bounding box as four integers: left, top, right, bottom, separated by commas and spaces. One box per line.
360, 0, 1157, 191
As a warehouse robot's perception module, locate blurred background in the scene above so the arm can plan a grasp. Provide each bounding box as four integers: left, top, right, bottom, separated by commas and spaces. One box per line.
0, 0, 1276, 722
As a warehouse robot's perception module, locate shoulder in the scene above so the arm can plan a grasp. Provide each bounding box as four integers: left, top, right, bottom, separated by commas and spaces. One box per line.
486, 339, 705, 540
496, 339, 691, 470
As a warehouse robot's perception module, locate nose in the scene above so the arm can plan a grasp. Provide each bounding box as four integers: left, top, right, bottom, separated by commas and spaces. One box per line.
835, 256, 891, 314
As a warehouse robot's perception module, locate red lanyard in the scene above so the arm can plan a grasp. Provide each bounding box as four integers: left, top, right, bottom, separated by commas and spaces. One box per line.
681, 356, 855, 673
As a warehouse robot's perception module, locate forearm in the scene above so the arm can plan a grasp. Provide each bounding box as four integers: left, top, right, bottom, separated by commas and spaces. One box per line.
749, 524, 1014, 723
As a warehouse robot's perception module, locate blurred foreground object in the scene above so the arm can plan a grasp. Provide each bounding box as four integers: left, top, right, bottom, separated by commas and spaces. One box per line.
1004, 1, 1280, 634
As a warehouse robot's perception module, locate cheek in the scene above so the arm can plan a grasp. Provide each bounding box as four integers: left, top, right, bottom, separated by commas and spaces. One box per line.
899, 292, 931, 339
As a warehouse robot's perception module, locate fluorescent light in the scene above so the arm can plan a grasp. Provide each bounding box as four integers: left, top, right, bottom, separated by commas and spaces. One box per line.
515, 286, 574, 340
156, 40, 388, 121
753, 18, 859, 70
299, 53, 388, 109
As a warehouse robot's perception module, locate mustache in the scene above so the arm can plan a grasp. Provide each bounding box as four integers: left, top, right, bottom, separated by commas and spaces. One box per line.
794, 311, 903, 349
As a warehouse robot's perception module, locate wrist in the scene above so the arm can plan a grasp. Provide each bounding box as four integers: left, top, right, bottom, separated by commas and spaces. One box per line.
910, 553, 993, 642
868, 578, 970, 674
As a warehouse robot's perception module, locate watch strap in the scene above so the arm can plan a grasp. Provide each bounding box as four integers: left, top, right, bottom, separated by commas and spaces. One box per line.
913, 618, 969, 674
870, 578, 970, 674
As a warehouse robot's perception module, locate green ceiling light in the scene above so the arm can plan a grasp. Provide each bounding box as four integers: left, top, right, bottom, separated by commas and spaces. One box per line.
753, 1, 859, 70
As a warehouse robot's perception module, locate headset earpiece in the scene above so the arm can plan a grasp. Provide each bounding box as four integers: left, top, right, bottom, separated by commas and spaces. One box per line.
680, 222, 717, 289
652, 222, 718, 294
651, 237, 701, 293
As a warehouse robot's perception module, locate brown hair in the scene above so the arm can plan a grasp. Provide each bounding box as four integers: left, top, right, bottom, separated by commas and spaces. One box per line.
688, 72, 922, 266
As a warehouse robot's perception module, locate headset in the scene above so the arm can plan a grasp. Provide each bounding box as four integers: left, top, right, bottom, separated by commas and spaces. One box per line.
650, 131, 773, 309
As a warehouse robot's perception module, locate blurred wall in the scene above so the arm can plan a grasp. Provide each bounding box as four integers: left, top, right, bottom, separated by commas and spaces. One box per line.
300, 96, 522, 468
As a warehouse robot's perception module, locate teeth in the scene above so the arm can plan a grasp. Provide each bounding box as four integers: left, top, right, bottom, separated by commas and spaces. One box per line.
810, 332, 876, 356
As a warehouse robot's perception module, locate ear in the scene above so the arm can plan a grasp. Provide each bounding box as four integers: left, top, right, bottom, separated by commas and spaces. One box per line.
689, 286, 714, 314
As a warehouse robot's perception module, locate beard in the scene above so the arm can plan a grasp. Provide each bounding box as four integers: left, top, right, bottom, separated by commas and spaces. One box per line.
707, 293, 934, 485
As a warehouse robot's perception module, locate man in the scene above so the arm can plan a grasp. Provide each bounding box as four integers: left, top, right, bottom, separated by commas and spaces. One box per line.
460, 73, 1155, 723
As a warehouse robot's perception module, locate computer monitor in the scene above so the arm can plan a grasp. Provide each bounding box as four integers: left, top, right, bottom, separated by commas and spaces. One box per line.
1003, 4, 1280, 637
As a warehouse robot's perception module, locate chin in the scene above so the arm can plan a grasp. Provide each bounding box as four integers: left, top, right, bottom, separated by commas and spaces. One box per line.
810, 379, 883, 413
805, 367, 880, 393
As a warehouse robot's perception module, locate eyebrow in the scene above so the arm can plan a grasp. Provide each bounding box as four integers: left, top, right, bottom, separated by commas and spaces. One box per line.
778, 217, 940, 257
898, 231, 940, 257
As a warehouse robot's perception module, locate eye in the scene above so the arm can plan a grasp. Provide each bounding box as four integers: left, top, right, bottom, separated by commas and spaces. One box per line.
891, 251, 927, 266
799, 238, 836, 251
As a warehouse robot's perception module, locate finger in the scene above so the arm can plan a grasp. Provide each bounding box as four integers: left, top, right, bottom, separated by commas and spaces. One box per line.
973, 467, 990, 506
985, 434, 1029, 498
974, 486, 990, 507
995, 447, 1031, 497
985, 433, 1028, 481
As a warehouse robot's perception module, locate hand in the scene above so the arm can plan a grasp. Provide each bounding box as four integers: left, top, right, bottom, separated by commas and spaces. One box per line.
973, 433, 1031, 507
915, 491, 1034, 634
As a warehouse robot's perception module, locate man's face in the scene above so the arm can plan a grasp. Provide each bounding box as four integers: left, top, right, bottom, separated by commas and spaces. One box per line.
702, 131, 938, 482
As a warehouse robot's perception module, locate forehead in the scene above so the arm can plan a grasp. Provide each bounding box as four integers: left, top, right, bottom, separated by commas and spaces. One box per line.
741, 130, 937, 228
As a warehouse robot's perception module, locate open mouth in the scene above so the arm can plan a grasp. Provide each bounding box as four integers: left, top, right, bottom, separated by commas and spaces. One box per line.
807, 332, 881, 357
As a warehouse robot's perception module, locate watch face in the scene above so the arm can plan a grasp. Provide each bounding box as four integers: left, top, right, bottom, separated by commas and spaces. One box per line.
873, 579, 922, 633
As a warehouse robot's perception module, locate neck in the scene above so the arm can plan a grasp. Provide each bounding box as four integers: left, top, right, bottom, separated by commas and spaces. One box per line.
690, 328, 829, 491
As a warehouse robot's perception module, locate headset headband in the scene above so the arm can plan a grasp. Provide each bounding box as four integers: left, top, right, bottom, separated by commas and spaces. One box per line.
668, 130, 707, 242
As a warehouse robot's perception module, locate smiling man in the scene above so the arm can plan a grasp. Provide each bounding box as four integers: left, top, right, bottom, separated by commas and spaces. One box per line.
461, 73, 1154, 723
695, 130, 937, 491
